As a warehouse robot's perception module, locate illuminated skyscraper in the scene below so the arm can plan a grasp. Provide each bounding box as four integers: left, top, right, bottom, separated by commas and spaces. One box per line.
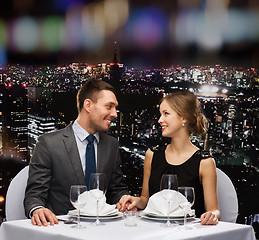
27, 86, 57, 156
0, 84, 28, 161
109, 42, 124, 91
27, 113, 56, 156
27, 86, 54, 115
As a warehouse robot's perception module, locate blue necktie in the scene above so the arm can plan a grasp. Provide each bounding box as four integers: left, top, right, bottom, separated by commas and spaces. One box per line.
85, 135, 96, 188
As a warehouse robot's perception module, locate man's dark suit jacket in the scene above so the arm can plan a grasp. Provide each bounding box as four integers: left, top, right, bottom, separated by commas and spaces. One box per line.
24, 123, 129, 218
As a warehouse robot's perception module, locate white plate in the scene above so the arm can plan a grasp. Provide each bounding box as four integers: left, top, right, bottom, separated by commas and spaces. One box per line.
139, 212, 195, 221
68, 208, 118, 216
80, 212, 123, 220
68, 212, 123, 220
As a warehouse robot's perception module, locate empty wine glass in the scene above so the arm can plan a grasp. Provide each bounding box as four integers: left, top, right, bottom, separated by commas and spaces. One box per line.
70, 185, 87, 229
89, 173, 107, 226
160, 174, 178, 227
178, 186, 195, 230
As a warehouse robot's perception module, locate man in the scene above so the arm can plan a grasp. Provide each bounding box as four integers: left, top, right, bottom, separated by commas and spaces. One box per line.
24, 80, 129, 226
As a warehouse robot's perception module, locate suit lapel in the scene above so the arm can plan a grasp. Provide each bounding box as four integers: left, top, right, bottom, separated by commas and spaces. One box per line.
63, 124, 85, 184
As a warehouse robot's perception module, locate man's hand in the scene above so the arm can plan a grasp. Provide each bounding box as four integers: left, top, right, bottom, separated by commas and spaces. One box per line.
31, 208, 59, 227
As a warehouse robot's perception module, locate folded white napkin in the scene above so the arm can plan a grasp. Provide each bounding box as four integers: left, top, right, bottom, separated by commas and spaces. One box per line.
143, 190, 194, 217
68, 189, 118, 216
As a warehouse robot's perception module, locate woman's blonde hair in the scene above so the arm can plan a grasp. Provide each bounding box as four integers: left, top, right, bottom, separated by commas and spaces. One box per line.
162, 91, 207, 135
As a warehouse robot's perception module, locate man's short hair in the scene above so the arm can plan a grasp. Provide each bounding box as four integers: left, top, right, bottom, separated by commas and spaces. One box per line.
76, 80, 116, 112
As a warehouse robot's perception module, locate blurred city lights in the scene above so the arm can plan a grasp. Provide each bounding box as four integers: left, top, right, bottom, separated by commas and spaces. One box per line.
0, 0, 258, 63
12, 17, 39, 53
204, 0, 229, 12
175, 7, 259, 51
0, 20, 7, 48
196, 12, 225, 50
103, 0, 129, 36
82, 3, 105, 51
65, 4, 84, 51
222, 88, 228, 94
41, 16, 65, 52
174, 10, 200, 47
223, 10, 259, 43
0, 47, 7, 66
127, 8, 167, 50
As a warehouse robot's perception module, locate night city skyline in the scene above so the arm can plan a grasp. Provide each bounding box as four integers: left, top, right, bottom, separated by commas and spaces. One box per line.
0, 61, 258, 232
0, 62, 258, 163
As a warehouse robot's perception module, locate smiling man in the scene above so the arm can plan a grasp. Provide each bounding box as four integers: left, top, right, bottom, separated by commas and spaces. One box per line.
24, 80, 129, 226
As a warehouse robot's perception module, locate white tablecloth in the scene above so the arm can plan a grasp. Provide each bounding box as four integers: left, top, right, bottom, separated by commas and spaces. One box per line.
0, 216, 256, 240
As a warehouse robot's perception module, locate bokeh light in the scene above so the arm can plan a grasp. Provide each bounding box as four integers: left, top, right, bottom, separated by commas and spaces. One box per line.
41, 16, 65, 52
0, 19, 7, 48
12, 17, 39, 53
82, 3, 105, 51
0, 0, 258, 67
223, 10, 259, 43
127, 8, 167, 50
103, 0, 129, 36
174, 10, 199, 47
174, 7, 259, 51
195, 11, 226, 50
65, 4, 84, 52
0, 46, 7, 66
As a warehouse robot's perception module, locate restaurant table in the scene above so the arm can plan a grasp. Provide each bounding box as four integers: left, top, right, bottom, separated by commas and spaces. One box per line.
0, 215, 256, 240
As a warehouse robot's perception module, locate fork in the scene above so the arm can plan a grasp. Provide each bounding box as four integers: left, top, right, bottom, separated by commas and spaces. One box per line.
58, 218, 77, 224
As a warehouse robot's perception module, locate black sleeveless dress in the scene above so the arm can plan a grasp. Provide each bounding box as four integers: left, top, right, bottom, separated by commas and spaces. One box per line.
149, 148, 211, 217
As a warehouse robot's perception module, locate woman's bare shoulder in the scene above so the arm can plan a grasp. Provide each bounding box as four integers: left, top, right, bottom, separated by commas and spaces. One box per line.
200, 157, 217, 176
145, 148, 154, 159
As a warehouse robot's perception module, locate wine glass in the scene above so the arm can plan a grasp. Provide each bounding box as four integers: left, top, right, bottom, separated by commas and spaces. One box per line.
89, 173, 107, 226
160, 174, 178, 227
178, 186, 195, 230
70, 185, 87, 229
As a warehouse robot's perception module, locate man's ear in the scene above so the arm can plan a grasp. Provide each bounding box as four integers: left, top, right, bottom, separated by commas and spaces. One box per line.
83, 99, 92, 112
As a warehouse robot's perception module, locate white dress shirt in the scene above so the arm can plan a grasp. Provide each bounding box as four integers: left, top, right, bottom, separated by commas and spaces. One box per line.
72, 120, 99, 172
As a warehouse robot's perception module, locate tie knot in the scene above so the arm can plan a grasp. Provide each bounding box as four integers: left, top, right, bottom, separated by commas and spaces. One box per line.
87, 134, 95, 144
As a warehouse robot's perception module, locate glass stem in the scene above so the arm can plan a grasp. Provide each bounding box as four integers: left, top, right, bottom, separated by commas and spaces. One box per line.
96, 199, 99, 224
167, 200, 170, 226
77, 209, 80, 228
183, 210, 187, 227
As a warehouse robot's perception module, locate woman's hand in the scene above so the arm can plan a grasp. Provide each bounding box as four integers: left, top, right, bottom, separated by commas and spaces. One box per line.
200, 211, 219, 225
116, 195, 139, 212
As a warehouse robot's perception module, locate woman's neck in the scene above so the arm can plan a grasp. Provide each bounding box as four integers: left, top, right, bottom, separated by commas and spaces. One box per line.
167, 134, 198, 155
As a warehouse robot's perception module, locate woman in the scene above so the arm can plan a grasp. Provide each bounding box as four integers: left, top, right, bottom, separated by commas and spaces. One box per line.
118, 91, 220, 225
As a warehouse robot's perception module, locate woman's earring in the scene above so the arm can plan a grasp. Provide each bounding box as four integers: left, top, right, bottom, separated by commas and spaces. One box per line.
182, 123, 185, 127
